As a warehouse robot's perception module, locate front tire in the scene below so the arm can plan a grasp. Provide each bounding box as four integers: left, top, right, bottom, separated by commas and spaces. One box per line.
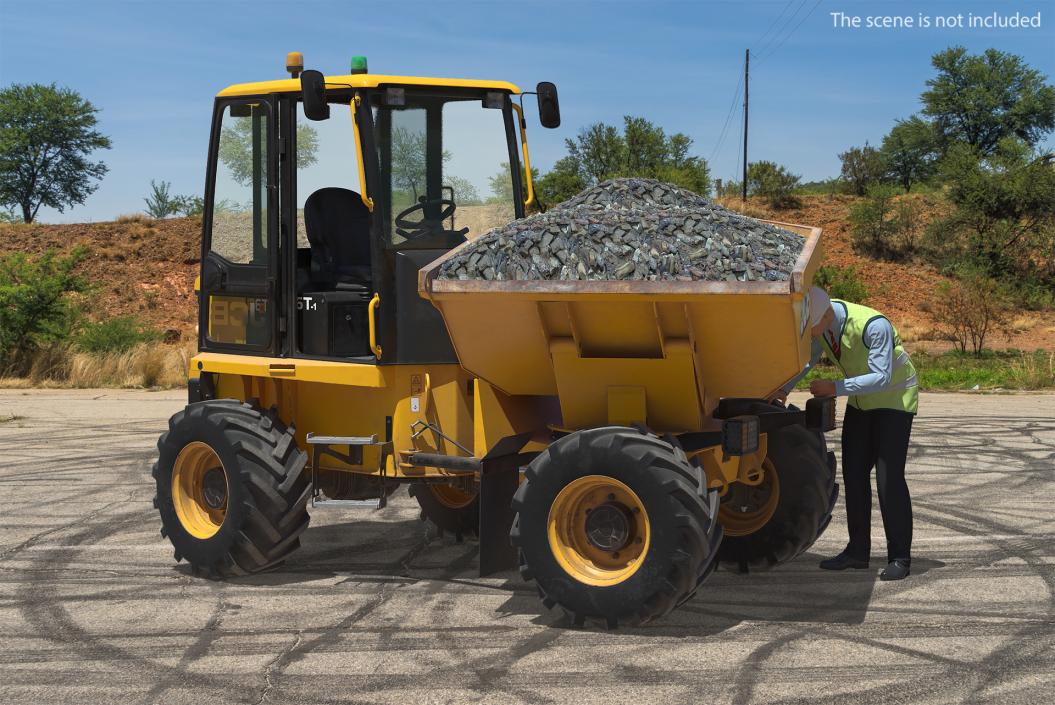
152, 400, 311, 577
511, 427, 722, 627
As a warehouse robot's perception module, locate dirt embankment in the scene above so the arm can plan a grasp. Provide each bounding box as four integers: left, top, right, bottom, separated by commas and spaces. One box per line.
718, 194, 1055, 352
3, 196, 1052, 351
0, 215, 200, 338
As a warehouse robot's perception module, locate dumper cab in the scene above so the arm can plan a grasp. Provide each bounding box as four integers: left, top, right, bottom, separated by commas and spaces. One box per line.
196, 55, 554, 370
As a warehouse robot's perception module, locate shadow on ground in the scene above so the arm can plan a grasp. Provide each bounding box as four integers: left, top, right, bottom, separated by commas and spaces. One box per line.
186, 515, 945, 635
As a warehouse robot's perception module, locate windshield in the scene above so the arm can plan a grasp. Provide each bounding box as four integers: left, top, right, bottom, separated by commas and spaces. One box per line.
372, 89, 521, 249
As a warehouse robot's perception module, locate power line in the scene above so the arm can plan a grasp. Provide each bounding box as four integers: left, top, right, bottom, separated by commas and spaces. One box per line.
757, 0, 825, 63
752, 0, 798, 52
754, 0, 810, 58
708, 70, 744, 165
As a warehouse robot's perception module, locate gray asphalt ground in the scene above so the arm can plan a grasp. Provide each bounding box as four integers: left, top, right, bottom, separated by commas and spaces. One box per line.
0, 389, 1052, 705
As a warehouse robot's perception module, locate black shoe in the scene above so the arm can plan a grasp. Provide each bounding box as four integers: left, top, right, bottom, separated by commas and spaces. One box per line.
880, 559, 911, 581
819, 552, 870, 570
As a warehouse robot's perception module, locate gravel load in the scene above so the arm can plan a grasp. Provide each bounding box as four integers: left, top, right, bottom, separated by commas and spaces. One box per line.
436, 178, 804, 282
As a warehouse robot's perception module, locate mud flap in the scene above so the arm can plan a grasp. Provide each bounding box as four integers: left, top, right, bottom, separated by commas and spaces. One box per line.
478, 457, 520, 576
478, 432, 534, 577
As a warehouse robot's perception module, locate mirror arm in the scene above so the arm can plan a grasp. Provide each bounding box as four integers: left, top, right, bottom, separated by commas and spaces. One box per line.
510, 102, 535, 210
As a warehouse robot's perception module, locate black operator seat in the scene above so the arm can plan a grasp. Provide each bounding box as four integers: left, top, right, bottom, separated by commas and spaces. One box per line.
303, 187, 372, 291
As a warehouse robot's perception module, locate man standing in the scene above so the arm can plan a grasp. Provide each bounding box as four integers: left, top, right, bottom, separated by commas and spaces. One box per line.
779, 287, 919, 581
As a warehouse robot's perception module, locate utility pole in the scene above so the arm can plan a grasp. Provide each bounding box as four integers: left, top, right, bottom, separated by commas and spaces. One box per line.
741, 48, 749, 202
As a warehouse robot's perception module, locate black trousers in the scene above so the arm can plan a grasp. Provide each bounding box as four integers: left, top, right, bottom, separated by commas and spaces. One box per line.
841, 405, 914, 562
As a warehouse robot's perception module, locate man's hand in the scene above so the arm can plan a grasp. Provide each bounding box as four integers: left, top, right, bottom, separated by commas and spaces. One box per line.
809, 379, 837, 397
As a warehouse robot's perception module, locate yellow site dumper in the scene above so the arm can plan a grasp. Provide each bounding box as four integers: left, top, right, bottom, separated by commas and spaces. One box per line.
151, 54, 837, 627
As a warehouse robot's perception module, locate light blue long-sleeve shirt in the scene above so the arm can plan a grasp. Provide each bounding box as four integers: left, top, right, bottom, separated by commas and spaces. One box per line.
782, 302, 897, 396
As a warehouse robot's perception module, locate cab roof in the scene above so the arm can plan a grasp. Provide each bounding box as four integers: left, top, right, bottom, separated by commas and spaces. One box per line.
217, 74, 521, 98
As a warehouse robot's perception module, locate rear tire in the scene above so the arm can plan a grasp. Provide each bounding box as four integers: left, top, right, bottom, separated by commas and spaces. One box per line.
717, 422, 838, 573
409, 483, 479, 540
152, 400, 311, 578
511, 427, 722, 627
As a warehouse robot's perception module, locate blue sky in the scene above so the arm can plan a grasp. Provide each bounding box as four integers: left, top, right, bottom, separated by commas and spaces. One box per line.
1, 0, 1052, 223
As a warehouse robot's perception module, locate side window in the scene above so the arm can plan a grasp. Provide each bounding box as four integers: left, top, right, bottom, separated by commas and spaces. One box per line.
294, 102, 363, 248
211, 103, 269, 264
441, 100, 516, 238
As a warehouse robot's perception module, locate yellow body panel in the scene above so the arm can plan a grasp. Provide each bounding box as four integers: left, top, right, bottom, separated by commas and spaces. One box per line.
217, 74, 521, 97
192, 354, 553, 479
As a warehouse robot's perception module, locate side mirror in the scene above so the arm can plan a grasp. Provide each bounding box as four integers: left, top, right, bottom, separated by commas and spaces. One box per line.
536, 81, 560, 128
301, 70, 330, 121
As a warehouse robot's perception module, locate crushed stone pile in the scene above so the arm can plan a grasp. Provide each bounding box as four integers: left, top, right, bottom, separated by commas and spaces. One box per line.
436, 178, 804, 282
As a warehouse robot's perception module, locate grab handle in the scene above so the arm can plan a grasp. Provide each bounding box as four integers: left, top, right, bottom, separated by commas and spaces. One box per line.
368, 293, 382, 359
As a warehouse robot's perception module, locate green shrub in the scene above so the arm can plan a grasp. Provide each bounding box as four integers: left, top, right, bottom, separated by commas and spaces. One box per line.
839, 143, 887, 196
75, 316, 161, 354
746, 161, 801, 209
849, 185, 919, 260
813, 264, 869, 302
0, 248, 87, 376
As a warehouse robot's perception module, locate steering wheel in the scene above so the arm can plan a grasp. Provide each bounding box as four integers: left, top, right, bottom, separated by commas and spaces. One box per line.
394, 198, 458, 241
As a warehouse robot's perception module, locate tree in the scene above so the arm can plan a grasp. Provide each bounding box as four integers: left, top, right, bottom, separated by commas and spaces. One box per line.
445, 174, 481, 205
389, 126, 427, 201
219, 121, 318, 186
556, 116, 711, 196
881, 116, 939, 192
0, 84, 111, 223
144, 180, 181, 218
536, 156, 587, 208
930, 138, 1055, 277
839, 143, 886, 196
922, 46, 1055, 156
566, 122, 624, 184
746, 161, 801, 209
485, 161, 539, 205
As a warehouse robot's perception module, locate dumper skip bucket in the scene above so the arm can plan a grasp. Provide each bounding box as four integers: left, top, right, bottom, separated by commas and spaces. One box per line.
419, 219, 823, 432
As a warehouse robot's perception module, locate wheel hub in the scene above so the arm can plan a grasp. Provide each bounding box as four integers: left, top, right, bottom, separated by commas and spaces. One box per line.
584, 502, 633, 552
547, 475, 650, 587
201, 468, 228, 510
718, 459, 780, 537
171, 441, 228, 539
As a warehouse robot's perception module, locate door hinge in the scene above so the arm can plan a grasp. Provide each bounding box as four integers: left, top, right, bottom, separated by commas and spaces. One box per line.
278, 315, 287, 333
278, 136, 287, 157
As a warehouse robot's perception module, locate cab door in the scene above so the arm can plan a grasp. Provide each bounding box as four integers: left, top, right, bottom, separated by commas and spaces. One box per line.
199, 98, 279, 354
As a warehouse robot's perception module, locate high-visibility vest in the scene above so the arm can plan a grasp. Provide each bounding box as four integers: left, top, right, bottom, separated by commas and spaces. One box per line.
819, 300, 919, 414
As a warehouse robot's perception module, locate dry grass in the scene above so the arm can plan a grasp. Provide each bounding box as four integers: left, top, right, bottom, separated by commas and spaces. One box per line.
1009, 350, 1055, 389
114, 213, 153, 224
0, 342, 192, 390
714, 196, 771, 220
1008, 313, 1041, 335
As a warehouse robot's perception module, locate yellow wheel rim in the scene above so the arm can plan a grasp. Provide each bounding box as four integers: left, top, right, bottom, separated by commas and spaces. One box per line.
547, 475, 650, 587
429, 483, 477, 510
171, 441, 228, 539
719, 459, 780, 537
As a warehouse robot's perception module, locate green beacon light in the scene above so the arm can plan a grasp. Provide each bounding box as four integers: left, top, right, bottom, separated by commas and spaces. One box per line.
350, 56, 368, 74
